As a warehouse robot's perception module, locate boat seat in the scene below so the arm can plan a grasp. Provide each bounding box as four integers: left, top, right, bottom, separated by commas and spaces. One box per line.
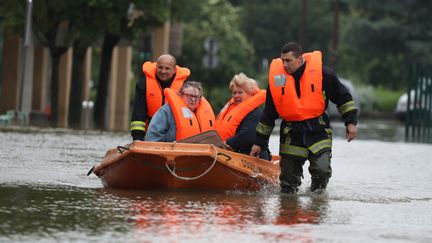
178, 130, 225, 148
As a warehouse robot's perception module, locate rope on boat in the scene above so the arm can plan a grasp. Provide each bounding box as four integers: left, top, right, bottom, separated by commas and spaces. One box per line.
165, 144, 218, 181
117, 145, 130, 154
131, 157, 212, 172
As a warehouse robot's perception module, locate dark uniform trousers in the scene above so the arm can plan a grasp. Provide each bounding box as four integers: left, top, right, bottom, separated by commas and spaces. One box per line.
279, 119, 333, 193
280, 151, 332, 193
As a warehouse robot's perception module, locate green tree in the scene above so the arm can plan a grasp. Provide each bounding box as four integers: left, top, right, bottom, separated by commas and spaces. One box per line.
173, 0, 256, 111
239, 0, 333, 73
337, 0, 432, 90
2, 0, 99, 126
0, 1, 26, 91
93, 0, 169, 129
1, 0, 170, 128
0, 1, 26, 32
31, 0, 80, 126
67, 1, 105, 128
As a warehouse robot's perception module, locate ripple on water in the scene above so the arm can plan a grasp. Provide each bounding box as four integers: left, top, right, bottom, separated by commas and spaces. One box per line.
1, 126, 432, 242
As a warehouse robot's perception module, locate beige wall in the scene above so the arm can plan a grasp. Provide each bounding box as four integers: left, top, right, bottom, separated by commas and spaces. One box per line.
107, 45, 132, 131
57, 48, 73, 128
32, 47, 49, 111
0, 34, 22, 114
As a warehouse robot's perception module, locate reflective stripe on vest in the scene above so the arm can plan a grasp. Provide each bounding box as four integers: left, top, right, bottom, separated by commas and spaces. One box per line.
164, 88, 215, 140
269, 51, 325, 121
143, 62, 190, 117
215, 90, 266, 141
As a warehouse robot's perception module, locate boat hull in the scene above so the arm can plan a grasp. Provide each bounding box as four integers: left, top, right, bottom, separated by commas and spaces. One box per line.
93, 141, 280, 191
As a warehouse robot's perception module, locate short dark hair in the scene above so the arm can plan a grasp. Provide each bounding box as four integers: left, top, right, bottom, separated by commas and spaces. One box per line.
281, 42, 303, 58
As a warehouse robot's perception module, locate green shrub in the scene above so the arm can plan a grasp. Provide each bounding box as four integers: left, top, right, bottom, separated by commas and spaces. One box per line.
373, 87, 404, 112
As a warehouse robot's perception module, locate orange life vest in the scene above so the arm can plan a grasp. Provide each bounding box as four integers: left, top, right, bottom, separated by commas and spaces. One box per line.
142, 62, 190, 117
269, 51, 325, 121
164, 88, 216, 140
215, 90, 266, 141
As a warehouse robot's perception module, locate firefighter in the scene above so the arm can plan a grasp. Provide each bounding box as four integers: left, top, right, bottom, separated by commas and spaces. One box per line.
250, 42, 358, 193
130, 54, 190, 141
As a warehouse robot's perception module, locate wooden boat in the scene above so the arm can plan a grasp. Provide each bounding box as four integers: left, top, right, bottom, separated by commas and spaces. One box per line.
90, 140, 280, 191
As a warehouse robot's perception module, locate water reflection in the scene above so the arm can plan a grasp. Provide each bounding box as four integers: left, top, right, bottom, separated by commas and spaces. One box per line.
274, 194, 328, 225
100, 189, 329, 242
0, 184, 102, 237
0, 184, 330, 239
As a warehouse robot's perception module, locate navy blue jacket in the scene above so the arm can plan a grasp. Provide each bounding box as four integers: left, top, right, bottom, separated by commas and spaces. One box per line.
226, 107, 271, 160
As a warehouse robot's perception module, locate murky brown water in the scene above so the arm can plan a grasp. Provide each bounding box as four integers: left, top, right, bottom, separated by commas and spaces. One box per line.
1, 122, 431, 242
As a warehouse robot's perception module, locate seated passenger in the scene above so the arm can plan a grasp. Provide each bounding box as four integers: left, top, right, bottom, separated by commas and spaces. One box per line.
145, 81, 216, 142
215, 73, 271, 160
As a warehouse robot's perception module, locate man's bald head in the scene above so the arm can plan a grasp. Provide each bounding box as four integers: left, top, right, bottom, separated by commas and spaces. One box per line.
156, 54, 177, 81
157, 54, 176, 66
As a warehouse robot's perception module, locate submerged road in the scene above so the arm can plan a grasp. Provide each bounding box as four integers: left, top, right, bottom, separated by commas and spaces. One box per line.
0, 122, 431, 242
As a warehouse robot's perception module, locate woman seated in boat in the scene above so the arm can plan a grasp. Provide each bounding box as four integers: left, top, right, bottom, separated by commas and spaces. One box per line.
215, 73, 271, 160
145, 81, 216, 142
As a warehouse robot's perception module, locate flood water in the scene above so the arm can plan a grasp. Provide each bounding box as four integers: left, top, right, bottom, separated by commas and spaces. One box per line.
1, 121, 431, 242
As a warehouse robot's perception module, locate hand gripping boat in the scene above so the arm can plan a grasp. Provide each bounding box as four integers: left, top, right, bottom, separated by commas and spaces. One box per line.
89, 131, 280, 191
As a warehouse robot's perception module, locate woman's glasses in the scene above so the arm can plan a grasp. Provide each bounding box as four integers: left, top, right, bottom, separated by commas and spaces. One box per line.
182, 93, 201, 101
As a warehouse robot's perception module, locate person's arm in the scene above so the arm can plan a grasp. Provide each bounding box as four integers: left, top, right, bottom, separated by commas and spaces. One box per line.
131, 76, 148, 141
145, 104, 176, 142
323, 66, 358, 141
251, 87, 279, 156
226, 108, 261, 150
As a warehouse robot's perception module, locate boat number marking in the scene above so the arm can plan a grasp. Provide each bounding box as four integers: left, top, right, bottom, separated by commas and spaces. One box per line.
241, 159, 261, 174
218, 152, 261, 174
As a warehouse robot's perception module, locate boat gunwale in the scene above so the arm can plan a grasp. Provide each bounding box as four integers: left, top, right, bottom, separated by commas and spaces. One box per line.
94, 141, 280, 186
94, 141, 218, 174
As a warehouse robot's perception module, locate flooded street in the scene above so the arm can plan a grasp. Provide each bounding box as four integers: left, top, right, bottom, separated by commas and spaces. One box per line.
1, 121, 431, 242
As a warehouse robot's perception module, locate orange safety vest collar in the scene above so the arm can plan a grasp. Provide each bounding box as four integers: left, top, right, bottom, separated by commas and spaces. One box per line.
269, 51, 325, 121
215, 90, 266, 141
164, 88, 216, 141
143, 62, 190, 117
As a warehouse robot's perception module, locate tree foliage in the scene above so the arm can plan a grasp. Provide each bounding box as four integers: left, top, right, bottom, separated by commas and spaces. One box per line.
0, 1, 26, 34
93, 0, 169, 128
2, 0, 432, 126
238, 0, 333, 71
174, 0, 256, 111
337, 0, 432, 89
